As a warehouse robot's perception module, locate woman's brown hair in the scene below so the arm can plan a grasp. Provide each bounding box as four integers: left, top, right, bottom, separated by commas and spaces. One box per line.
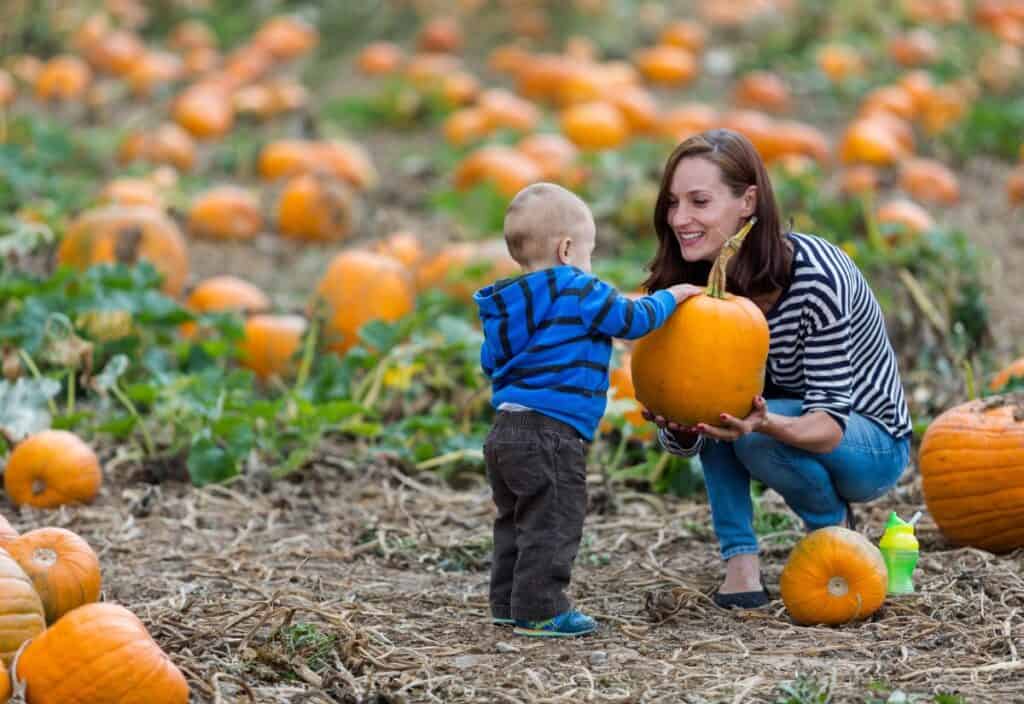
643, 129, 791, 298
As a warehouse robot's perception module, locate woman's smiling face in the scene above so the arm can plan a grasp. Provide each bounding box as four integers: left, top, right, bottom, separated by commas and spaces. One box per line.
666, 156, 757, 263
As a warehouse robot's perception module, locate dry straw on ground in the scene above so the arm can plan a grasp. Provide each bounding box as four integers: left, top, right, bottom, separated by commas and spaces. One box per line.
6, 441, 1022, 703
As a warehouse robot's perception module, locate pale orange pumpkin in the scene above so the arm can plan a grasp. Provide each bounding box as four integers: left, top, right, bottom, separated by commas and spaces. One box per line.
372, 231, 425, 271
188, 185, 263, 241
839, 165, 880, 197
57, 205, 189, 297
453, 146, 543, 198
816, 44, 865, 83
418, 16, 464, 54
16, 602, 190, 703
919, 394, 1024, 552
252, 15, 319, 59
238, 314, 307, 381
659, 20, 707, 53
169, 18, 217, 51
173, 82, 234, 139
277, 173, 356, 243
659, 102, 719, 142
898, 158, 960, 204
315, 140, 379, 191
633, 44, 698, 85
631, 220, 769, 427
315, 250, 416, 355
876, 199, 935, 241
478, 89, 541, 133
443, 107, 493, 146
99, 179, 164, 209
560, 101, 630, 150
117, 123, 196, 173
0, 549, 46, 665
415, 240, 519, 302
860, 84, 917, 121
516, 133, 580, 184
34, 55, 92, 101
357, 41, 404, 75
780, 527, 889, 625
733, 71, 791, 113
608, 86, 660, 134
990, 358, 1024, 391
5, 528, 101, 625
3, 430, 102, 509
888, 28, 940, 67
181, 275, 271, 339
839, 119, 909, 167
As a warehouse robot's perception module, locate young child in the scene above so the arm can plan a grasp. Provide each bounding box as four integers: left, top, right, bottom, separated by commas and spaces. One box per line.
473, 182, 701, 637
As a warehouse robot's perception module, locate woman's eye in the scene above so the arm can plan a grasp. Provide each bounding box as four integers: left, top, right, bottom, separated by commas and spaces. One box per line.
693, 199, 708, 206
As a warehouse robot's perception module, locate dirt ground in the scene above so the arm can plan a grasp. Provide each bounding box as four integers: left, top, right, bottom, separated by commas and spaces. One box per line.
8, 439, 1019, 704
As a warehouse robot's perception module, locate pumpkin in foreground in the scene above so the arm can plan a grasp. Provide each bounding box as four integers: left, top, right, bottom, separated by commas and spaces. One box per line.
5, 527, 102, 625
4, 430, 102, 509
780, 526, 888, 626
0, 549, 46, 665
919, 393, 1024, 553
631, 218, 769, 427
16, 602, 189, 703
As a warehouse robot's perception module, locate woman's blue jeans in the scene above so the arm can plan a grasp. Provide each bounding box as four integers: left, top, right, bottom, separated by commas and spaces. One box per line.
700, 398, 911, 559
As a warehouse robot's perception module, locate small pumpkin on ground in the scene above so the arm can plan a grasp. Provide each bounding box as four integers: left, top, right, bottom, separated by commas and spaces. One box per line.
560, 101, 630, 151
4, 430, 102, 509
238, 314, 308, 381
0, 550, 46, 664
34, 55, 92, 101
372, 231, 425, 271
315, 250, 416, 355
601, 350, 655, 441
99, 179, 164, 209
5, 527, 101, 625
16, 602, 190, 703
277, 173, 357, 243
780, 526, 889, 626
876, 199, 935, 242
187, 185, 264, 241
919, 394, 1024, 553
56, 205, 189, 297
631, 219, 769, 428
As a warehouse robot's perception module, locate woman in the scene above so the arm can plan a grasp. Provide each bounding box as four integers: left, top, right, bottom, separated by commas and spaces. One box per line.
642, 129, 912, 609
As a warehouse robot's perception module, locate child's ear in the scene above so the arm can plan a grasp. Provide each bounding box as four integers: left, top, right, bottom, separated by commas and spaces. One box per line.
557, 237, 572, 265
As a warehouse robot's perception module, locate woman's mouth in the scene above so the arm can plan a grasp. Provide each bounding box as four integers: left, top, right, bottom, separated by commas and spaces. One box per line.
677, 231, 704, 246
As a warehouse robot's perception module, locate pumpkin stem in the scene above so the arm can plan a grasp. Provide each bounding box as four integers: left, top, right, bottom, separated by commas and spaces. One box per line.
706, 217, 757, 299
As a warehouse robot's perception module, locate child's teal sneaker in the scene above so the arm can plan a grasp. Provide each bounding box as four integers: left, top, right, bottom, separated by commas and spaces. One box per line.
513, 610, 596, 637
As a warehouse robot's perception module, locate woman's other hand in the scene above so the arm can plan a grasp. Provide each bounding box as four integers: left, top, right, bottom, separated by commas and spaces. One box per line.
696, 395, 767, 442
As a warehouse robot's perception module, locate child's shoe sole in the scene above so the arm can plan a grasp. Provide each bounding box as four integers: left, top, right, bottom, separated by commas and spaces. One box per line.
512, 624, 596, 638
492, 618, 515, 626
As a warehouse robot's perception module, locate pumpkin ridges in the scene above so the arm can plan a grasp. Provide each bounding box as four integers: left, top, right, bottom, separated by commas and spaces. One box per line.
17, 602, 189, 703
5, 528, 102, 625
0, 550, 46, 665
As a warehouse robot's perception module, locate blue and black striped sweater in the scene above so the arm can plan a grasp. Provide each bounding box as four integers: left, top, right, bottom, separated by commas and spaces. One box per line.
474, 266, 678, 440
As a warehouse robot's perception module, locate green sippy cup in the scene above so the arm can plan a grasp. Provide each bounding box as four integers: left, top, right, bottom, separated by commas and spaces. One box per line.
879, 511, 920, 595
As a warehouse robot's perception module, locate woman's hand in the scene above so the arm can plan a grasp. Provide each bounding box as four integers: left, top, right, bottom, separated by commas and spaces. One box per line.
640, 408, 698, 435
695, 396, 768, 442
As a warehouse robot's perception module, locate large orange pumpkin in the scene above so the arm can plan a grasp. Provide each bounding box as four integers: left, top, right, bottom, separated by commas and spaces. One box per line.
5, 528, 101, 625
56, 205, 189, 297
631, 219, 769, 427
238, 314, 307, 381
0, 664, 9, 702
187, 185, 263, 240
0, 550, 46, 665
16, 602, 189, 703
919, 394, 1024, 552
315, 250, 416, 355
4, 430, 102, 509
780, 526, 888, 625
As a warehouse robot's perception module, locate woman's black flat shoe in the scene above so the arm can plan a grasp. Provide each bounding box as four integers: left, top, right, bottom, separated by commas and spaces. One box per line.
712, 588, 771, 609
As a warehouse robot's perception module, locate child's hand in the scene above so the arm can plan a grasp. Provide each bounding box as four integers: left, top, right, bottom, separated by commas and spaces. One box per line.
666, 283, 704, 304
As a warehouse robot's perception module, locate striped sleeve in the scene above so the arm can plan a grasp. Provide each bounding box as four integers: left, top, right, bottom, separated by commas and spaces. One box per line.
577, 276, 677, 339
801, 315, 854, 430
657, 427, 705, 457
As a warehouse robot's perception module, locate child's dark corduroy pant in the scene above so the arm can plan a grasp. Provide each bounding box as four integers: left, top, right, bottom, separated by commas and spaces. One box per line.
484, 410, 589, 622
